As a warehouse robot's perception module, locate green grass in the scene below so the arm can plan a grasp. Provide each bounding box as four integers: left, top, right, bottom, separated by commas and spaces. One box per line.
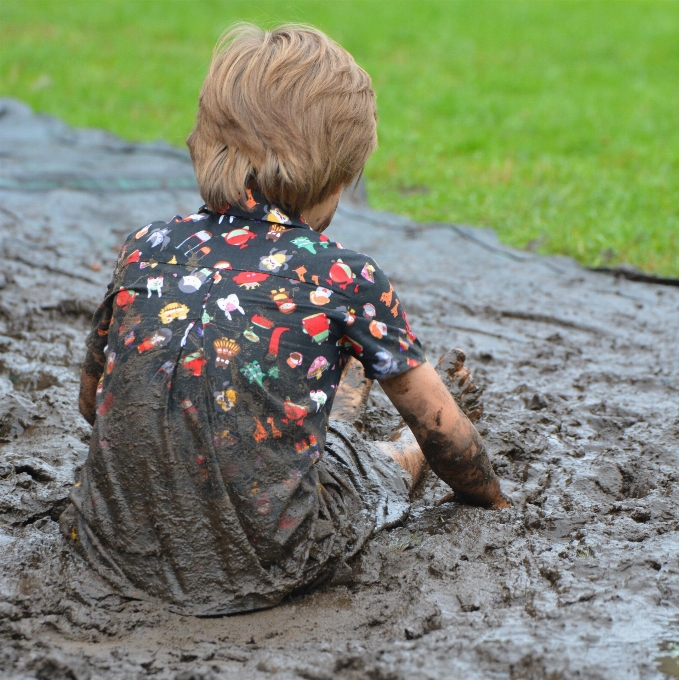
2, 0, 678, 275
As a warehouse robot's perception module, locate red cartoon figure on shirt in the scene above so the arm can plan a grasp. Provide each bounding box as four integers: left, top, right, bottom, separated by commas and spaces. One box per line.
138, 327, 172, 353
223, 225, 256, 248
302, 312, 330, 344
181, 349, 207, 376
115, 288, 137, 311
125, 249, 142, 266
281, 398, 308, 426
326, 259, 356, 290
232, 271, 270, 289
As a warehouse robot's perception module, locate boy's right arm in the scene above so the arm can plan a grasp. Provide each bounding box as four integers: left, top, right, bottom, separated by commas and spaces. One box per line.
380, 361, 510, 509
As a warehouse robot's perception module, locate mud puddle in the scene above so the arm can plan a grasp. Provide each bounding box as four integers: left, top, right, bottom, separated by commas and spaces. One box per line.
1, 98, 679, 679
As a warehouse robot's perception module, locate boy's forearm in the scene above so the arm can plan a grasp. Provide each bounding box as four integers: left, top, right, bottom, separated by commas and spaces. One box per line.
381, 361, 505, 508
413, 420, 502, 507
79, 349, 105, 425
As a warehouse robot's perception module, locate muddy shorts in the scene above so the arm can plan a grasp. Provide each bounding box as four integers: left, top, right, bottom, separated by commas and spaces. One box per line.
61, 418, 412, 616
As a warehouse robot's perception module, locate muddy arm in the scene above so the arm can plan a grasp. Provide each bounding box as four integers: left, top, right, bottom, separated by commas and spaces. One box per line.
380, 361, 509, 509
79, 349, 105, 426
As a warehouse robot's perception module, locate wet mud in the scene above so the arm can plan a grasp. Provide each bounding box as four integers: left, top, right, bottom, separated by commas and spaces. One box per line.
1, 98, 679, 679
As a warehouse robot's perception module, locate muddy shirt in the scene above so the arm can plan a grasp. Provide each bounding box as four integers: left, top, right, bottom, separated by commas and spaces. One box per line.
71, 192, 425, 613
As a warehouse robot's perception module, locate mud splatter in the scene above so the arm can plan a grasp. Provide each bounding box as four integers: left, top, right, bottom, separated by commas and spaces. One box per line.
1, 98, 679, 678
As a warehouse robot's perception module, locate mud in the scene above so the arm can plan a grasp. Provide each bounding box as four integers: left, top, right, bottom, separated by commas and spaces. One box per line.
1, 98, 679, 679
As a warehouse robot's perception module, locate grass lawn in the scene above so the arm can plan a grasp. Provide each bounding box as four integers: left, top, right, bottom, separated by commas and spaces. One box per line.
2, 0, 678, 275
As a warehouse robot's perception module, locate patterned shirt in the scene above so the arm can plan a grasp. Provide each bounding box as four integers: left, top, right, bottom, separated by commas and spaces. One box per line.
85, 190, 425, 563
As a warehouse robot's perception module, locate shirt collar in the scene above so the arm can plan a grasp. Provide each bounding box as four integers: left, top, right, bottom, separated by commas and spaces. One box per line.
199, 188, 309, 229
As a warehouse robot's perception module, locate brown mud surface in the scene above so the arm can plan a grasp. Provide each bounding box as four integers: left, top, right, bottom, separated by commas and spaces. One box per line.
1, 98, 679, 679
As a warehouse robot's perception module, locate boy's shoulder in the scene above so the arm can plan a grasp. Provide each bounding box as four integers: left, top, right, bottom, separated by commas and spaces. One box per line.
116, 210, 385, 299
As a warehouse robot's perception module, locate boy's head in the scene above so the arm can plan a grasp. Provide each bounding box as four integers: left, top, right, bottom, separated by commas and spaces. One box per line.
187, 24, 377, 216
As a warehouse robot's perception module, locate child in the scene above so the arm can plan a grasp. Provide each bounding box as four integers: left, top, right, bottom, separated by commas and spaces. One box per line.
62, 24, 509, 616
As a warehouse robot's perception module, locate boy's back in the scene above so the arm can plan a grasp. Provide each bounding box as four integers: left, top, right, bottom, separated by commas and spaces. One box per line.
67, 192, 424, 614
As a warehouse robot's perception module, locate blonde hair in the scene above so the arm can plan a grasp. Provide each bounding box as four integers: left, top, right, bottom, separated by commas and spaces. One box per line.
187, 23, 377, 216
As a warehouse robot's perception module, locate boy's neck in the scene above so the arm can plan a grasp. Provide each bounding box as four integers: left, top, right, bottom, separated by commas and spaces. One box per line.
302, 188, 343, 233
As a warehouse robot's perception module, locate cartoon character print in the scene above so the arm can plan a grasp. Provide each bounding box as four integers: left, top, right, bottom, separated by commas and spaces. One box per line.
265, 206, 291, 224
337, 335, 363, 357
270, 288, 296, 314
259, 249, 293, 273
214, 382, 237, 412
147, 227, 171, 250
146, 276, 164, 298
282, 399, 308, 426
125, 249, 142, 266
135, 225, 150, 240
360, 262, 376, 282
213, 337, 241, 367
241, 360, 266, 387
310, 287, 332, 306
159, 302, 189, 324
295, 435, 321, 462
251, 314, 274, 330
180, 398, 200, 425
138, 327, 172, 353
291, 236, 329, 254
217, 294, 245, 321
91, 196, 426, 570
179, 268, 212, 294
370, 320, 388, 339
309, 389, 327, 412
223, 226, 256, 248
105, 352, 116, 375
244, 188, 258, 209
266, 224, 294, 242
243, 328, 260, 343
115, 288, 137, 311
181, 349, 207, 376
232, 271, 270, 289
287, 351, 303, 369
180, 213, 210, 223
372, 350, 400, 378
175, 230, 212, 256
327, 259, 356, 290
151, 360, 175, 384
307, 356, 329, 380
302, 313, 330, 344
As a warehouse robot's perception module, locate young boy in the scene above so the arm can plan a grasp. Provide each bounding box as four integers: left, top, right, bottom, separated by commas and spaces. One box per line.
62, 24, 509, 616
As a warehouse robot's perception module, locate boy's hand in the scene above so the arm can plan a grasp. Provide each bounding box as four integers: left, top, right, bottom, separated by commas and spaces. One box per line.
435, 348, 484, 423
456, 477, 512, 509
380, 361, 505, 510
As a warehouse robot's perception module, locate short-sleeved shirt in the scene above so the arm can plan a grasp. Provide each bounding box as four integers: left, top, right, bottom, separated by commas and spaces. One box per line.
71, 190, 425, 613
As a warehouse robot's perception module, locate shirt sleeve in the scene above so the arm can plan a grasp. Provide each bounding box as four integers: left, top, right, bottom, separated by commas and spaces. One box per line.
85, 280, 116, 356
335, 256, 426, 380
85, 243, 128, 355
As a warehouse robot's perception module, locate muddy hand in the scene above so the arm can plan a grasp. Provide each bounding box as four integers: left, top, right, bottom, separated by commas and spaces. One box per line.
435, 348, 484, 422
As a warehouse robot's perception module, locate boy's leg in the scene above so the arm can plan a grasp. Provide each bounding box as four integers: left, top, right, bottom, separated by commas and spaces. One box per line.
331, 357, 374, 421
332, 357, 426, 486
374, 426, 426, 486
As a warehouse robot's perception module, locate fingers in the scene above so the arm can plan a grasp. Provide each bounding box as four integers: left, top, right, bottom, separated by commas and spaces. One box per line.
435, 348, 485, 423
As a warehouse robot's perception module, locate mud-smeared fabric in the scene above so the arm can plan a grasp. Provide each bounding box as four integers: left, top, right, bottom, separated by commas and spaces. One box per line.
64, 193, 422, 614
62, 419, 411, 614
